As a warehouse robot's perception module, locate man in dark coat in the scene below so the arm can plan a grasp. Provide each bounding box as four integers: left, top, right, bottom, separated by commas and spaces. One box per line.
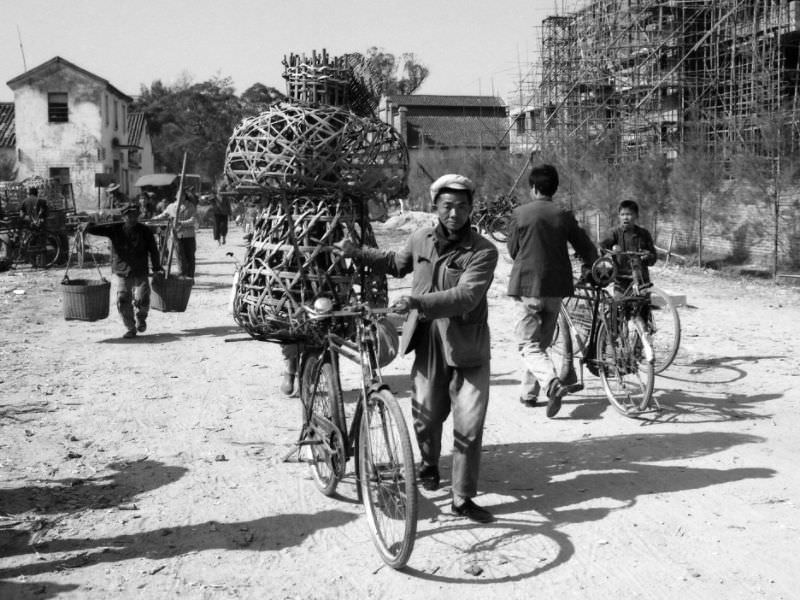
340, 174, 498, 523
84, 203, 163, 338
507, 164, 597, 417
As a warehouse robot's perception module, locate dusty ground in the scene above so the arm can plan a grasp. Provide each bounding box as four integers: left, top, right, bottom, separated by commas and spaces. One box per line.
1, 213, 799, 600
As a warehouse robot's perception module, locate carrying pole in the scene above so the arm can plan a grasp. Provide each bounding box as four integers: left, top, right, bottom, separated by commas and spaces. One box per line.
165, 153, 188, 277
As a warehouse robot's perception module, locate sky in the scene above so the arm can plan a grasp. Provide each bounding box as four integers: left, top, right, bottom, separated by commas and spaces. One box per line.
0, 0, 566, 104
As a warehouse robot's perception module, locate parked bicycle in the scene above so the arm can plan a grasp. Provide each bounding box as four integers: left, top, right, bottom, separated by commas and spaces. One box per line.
0, 219, 63, 269
472, 195, 515, 243
550, 253, 657, 416
293, 298, 418, 569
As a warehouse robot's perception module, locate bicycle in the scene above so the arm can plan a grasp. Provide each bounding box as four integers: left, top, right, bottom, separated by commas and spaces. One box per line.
292, 298, 418, 569
472, 195, 515, 243
605, 248, 681, 374
0, 219, 63, 269
550, 253, 657, 416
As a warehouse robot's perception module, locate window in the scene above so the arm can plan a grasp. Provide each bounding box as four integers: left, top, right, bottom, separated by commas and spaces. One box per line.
105, 94, 109, 126
122, 104, 126, 134
48, 92, 68, 122
114, 100, 118, 130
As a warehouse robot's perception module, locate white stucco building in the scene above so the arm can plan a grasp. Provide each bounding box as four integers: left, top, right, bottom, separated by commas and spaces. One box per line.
6, 56, 154, 212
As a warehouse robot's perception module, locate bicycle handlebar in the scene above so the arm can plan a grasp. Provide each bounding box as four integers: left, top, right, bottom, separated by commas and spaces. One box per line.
302, 302, 400, 321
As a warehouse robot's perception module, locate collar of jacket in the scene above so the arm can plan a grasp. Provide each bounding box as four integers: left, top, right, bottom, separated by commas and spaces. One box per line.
425, 225, 478, 253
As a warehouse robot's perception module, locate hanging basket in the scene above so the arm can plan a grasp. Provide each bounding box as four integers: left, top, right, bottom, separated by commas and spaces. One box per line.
61, 277, 111, 321
151, 274, 193, 312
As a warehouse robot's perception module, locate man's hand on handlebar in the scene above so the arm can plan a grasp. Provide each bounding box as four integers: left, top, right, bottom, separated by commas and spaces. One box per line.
389, 296, 419, 315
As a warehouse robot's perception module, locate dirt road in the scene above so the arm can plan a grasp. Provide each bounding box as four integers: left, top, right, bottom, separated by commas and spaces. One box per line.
1, 214, 799, 599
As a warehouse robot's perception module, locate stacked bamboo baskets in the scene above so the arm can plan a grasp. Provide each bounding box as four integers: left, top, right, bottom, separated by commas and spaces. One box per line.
225, 50, 407, 343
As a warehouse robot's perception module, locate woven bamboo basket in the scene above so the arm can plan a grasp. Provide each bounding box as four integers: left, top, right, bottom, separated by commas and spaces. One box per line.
232, 192, 386, 343
61, 277, 110, 321
223, 102, 407, 198
151, 274, 193, 312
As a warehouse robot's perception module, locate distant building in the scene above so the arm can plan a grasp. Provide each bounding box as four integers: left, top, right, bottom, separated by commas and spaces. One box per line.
5, 56, 155, 212
379, 94, 509, 206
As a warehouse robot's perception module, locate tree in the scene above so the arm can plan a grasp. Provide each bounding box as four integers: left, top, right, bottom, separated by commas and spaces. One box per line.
346, 47, 429, 114
240, 83, 287, 116
133, 76, 243, 180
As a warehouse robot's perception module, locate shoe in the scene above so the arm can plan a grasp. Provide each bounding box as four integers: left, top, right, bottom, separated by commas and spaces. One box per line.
122, 330, 136, 339
451, 498, 494, 523
136, 320, 147, 333
418, 463, 440, 491
546, 378, 567, 418
280, 372, 295, 396
519, 395, 538, 407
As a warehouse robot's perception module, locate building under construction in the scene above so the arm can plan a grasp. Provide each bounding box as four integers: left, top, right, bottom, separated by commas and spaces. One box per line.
512, 0, 800, 162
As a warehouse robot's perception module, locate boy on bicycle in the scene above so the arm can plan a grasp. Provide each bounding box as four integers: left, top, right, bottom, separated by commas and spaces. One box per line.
600, 200, 658, 295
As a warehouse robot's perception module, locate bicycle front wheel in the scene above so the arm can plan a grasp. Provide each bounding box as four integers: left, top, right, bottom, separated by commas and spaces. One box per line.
648, 287, 681, 374
358, 389, 417, 569
596, 320, 655, 415
300, 351, 346, 497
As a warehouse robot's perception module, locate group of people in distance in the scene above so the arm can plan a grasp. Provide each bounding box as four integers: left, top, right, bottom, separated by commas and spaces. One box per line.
81, 186, 231, 339
337, 163, 658, 523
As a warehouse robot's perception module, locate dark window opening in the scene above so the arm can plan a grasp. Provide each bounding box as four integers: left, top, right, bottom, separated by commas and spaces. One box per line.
48, 92, 68, 123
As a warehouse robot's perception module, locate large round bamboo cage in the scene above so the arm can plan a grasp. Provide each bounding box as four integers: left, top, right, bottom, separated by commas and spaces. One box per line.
231, 193, 387, 343
223, 102, 408, 198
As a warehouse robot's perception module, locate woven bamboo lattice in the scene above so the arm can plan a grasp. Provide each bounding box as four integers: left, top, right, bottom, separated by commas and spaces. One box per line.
224, 102, 408, 198
232, 193, 387, 343
282, 50, 351, 107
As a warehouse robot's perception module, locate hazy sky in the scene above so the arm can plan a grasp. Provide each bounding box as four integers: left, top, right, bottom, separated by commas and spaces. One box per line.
0, 0, 563, 104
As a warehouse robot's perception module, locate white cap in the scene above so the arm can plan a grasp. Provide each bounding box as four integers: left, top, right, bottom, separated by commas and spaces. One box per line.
429, 173, 475, 202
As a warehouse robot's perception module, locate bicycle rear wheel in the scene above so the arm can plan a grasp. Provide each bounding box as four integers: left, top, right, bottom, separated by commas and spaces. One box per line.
648, 286, 681, 374
24, 230, 61, 268
300, 351, 346, 496
488, 214, 509, 243
358, 389, 417, 569
596, 320, 655, 415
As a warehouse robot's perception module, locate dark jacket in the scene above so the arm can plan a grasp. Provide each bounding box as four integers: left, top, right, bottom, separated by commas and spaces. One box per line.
360, 225, 498, 368
86, 222, 160, 278
600, 224, 657, 284
507, 198, 597, 298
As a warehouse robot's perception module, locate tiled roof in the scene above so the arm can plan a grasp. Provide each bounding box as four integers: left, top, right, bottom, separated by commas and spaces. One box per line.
0, 102, 14, 148
406, 114, 509, 149
127, 112, 146, 147
6, 56, 132, 102
386, 94, 506, 108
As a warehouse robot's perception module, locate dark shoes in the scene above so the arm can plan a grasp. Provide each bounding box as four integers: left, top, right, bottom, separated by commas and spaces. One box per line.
122, 329, 136, 339
519, 394, 538, 407
280, 372, 295, 396
136, 320, 147, 333
546, 378, 568, 418
418, 463, 440, 491
451, 498, 494, 523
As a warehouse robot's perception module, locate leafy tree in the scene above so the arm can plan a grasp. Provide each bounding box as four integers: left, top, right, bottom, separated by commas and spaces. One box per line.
240, 83, 287, 116
133, 76, 243, 180
346, 47, 429, 114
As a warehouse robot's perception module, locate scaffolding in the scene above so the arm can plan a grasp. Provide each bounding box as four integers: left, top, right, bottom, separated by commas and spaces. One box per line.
512, 0, 800, 162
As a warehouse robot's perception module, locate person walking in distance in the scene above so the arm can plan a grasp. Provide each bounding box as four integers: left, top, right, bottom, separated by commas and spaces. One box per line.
507, 164, 598, 417
83, 203, 163, 338
339, 173, 498, 523
154, 191, 198, 278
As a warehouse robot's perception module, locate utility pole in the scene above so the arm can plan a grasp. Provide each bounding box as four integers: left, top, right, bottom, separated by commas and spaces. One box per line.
17, 26, 27, 71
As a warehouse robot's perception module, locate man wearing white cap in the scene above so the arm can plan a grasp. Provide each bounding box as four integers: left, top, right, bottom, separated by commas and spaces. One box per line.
340, 173, 498, 523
